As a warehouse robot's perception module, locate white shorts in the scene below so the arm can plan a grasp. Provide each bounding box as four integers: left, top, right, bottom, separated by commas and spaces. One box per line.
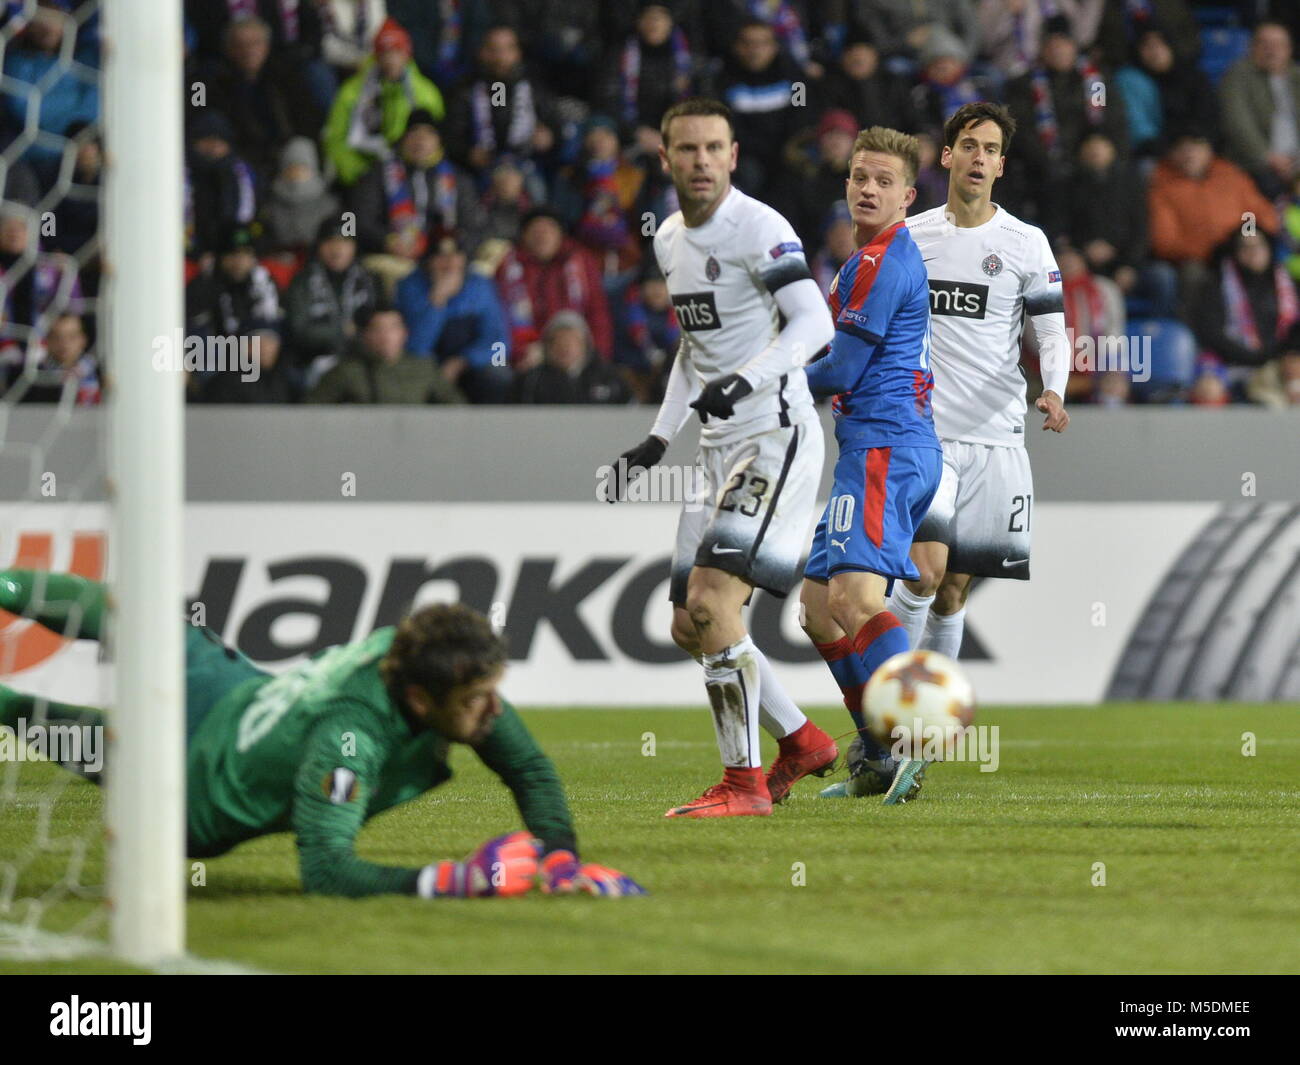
669, 415, 824, 603
915, 440, 1034, 580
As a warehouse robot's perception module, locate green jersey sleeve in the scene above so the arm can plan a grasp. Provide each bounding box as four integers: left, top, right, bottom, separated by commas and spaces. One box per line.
472, 701, 577, 857
291, 703, 422, 897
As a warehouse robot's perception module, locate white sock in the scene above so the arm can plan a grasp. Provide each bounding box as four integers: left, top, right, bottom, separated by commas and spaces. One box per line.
752, 646, 806, 739
922, 606, 966, 659
888, 583, 934, 650
702, 635, 763, 768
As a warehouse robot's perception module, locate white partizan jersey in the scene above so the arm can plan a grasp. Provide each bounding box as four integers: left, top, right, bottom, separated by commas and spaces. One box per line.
653, 187, 816, 442
906, 203, 1065, 447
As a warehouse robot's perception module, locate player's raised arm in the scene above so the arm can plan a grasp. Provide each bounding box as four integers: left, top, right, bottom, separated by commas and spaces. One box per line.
1025, 230, 1070, 432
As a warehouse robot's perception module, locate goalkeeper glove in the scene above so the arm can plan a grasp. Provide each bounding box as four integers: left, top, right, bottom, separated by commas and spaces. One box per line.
689, 373, 753, 422
540, 850, 647, 897
606, 435, 667, 502
418, 831, 541, 898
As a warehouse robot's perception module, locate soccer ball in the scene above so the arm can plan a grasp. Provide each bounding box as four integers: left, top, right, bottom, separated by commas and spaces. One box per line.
862, 650, 975, 761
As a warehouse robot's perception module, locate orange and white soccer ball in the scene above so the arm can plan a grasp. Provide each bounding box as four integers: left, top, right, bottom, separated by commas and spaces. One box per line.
862, 650, 976, 760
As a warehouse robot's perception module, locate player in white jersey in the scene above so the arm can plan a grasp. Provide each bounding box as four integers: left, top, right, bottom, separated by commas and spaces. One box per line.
606, 99, 838, 818
891, 102, 1070, 660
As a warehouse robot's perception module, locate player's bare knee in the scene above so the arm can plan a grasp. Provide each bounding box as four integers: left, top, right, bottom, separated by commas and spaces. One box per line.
826, 582, 872, 638
684, 589, 718, 637
933, 576, 971, 616
670, 610, 700, 655
799, 581, 839, 645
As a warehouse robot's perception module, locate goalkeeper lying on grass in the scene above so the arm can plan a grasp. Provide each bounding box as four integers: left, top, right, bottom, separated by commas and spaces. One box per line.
0, 570, 643, 900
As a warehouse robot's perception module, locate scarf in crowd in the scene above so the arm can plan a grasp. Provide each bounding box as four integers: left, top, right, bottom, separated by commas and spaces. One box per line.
184, 160, 257, 250
575, 159, 628, 250
747, 0, 809, 68
347, 60, 417, 157
469, 78, 536, 154
304, 259, 372, 325
619, 27, 692, 125
1123, 0, 1154, 39
435, 0, 463, 84
934, 74, 982, 122
1031, 55, 1106, 154
217, 264, 280, 334
1222, 259, 1300, 350
498, 245, 588, 335
381, 154, 459, 256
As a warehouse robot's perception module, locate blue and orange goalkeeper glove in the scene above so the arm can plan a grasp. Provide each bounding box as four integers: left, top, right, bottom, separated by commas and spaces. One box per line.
419, 831, 541, 898
540, 850, 647, 897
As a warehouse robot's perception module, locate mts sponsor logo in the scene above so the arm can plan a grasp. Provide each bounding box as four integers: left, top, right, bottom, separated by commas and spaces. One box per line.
670, 291, 722, 331
928, 279, 988, 319
0, 532, 105, 673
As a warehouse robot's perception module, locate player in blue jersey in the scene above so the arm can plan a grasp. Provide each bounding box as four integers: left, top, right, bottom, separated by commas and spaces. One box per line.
795, 126, 943, 805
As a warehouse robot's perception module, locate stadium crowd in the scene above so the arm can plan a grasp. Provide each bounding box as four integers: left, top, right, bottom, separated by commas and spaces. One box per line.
2, 0, 1300, 408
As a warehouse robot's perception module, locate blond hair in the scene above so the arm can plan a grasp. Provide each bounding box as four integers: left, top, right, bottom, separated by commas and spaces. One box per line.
851, 126, 920, 186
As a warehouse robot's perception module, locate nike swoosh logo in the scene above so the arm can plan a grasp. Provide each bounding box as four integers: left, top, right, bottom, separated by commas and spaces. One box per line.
1001, 558, 1028, 568
712, 545, 744, 555
721, 381, 738, 396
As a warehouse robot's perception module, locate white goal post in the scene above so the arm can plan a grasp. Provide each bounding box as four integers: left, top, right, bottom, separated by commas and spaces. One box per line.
103, 0, 185, 964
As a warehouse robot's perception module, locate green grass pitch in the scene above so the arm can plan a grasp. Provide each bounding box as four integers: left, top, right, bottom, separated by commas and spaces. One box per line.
2, 703, 1298, 975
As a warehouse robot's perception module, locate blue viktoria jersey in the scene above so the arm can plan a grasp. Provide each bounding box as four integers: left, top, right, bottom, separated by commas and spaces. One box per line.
819, 220, 939, 452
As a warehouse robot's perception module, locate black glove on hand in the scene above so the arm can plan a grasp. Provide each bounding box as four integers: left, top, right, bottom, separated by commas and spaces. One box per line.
689, 373, 753, 423
607, 435, 667, 502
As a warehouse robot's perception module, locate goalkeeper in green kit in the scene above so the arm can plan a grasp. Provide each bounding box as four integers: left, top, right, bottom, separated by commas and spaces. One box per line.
0, 570, 644, 899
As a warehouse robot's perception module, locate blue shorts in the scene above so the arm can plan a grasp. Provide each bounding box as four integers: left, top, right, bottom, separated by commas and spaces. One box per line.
804, 445, 942, 586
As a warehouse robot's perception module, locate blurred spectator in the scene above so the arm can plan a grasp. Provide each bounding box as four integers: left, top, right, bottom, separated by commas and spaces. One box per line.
305, 304, 465, 403
1220, 21, 1300, 197
1, 3, 99, 186
352, 109, 485, 290
0, 206, 82, 340
512, 311, 631, 404
775, 109, 856, 255
46, 120, 101, 295
553, 115, 647, 274
910, 26, 988, 136
913, 130, 949, 213
616, 257, 680, 398
976, 0, 1045, 80
1115, 26, 1218, 161
4, 312, 99, 406
716, 19, 809, 199
185, 227, 282, 349
1065, 131, 1151, 304
1052, 242, 1126, 404
319, 0, 387, 75
810, 200, 856, 295
386, 0, 492, 86
477, 159, 536, 249
1004, 16, 1129, 230
1191, 229, 1300, 407
185, 111, 259, 259
396, 233, 512, 403
497, 0, 603, 101
187, 0, 334, 111
863, 0, 980, 63
599, 3, 695, 147
737, 0, 818, 76
817, 34, 916, 132
284, 222, 380, 383
445, 25, 556, 179
200, 328, 297, 403
262, 138, 341, 255
496, 207, 614, 365
1148, 131, 1279, 278
1094, 0, 1199, 70
323, 17, 446, 186
200, 15, 324, 180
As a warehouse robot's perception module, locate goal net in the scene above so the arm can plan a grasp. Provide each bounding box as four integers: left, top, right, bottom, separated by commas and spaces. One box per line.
0, 0, 184, 966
